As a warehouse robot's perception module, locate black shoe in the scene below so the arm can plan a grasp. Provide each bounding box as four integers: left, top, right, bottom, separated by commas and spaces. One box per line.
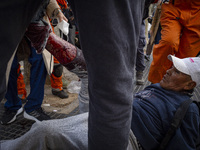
23, 107, 51, 122
0, 107, 23, 125
52, 89, 69, 99
136, 71, 144, 85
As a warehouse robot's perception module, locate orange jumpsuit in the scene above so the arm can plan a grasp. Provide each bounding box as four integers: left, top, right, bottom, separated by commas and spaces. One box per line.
50, 57, 63, 90
148, 0, 200, 83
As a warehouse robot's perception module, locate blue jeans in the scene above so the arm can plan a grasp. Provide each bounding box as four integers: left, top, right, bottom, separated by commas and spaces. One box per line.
68, 0, 145, 149
5, 44, 47, 113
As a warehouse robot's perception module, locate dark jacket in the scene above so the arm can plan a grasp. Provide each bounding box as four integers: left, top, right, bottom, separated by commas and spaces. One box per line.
131, 83, 200, 150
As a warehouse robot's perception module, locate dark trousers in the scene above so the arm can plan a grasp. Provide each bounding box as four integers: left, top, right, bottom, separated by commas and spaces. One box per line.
68, 0, 145, 149
5, 45, 47, 113
0, 0, 45, 101
136, 20, 146, 72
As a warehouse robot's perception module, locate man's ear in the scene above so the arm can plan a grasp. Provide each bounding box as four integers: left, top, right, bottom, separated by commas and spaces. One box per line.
184, 81, 196, 91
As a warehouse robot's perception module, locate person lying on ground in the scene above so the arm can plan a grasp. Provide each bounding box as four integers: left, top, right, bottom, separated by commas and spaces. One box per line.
131, 55, 200, 149
1, 55, 199, 150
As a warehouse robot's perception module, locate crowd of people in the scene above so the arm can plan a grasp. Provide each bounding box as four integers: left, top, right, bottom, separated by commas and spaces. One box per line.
0, 0, 200, 150
0, 0, 74, 124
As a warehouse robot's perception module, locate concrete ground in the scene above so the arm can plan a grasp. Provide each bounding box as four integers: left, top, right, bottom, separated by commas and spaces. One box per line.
36, 67, 80, 115
0, 66, 80, 115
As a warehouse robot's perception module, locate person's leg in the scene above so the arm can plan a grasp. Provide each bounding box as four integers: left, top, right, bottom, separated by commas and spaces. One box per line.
23, 43, 50, 121
50, 57, 68, 99
136, 20, 146, 85
0, 0, 45, 102
78, 76, 89, 114
0, 55, 23, 124
4, 56, 22, 111
17, 64, 27, 100
148, 3, 182, 83
68, 25, 76, 45
1, 113, 89, 150
68, 0, 145, 149
176, 1, 200, 58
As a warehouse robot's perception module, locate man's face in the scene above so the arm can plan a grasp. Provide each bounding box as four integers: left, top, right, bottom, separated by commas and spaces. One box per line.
160, 66, 193, 92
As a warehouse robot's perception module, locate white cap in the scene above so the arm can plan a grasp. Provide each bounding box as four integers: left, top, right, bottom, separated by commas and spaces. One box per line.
168, 55, 200, 86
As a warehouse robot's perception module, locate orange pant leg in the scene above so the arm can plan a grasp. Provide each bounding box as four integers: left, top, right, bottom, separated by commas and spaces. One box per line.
50, 73, 63, 90
148, 3, 182, 83
176, 2, 200, 58
149, 1, 200, 83
17, 64, 27, 99
50, 57, 63, 90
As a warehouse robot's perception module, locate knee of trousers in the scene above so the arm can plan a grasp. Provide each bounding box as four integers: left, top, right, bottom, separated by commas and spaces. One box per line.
161, 38, 180, 49
53, 64, 63, 77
